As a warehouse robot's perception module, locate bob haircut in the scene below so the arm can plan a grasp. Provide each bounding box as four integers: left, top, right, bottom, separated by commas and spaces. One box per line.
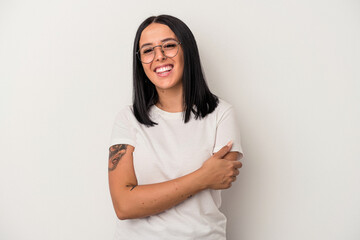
132, 14, 219, 127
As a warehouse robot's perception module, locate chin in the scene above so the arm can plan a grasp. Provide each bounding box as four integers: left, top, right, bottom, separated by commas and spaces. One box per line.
151, 75, 182, 90
154, 81, 180, 91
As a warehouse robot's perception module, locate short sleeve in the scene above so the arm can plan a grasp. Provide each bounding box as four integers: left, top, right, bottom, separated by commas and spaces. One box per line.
212, 106, 244, 159
109, 106, 137, 148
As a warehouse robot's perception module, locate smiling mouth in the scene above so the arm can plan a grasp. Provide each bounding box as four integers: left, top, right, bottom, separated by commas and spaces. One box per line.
154, 64, 174, 73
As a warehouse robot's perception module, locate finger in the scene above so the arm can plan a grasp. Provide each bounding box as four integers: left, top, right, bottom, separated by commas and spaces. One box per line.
234, 169, 240, 176
213, 141, 233, 158
233, 161, 243, 169
223, 151, 239, 161
231, 176, 237, 182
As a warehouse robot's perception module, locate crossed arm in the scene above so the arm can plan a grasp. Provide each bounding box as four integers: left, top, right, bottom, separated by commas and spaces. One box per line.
108, 144, 241, 220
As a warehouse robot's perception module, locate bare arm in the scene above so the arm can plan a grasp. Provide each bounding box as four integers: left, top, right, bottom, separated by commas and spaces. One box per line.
108, 143, 242, 220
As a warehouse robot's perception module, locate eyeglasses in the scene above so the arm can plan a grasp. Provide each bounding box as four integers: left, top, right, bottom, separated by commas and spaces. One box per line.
137, 39, 181, 64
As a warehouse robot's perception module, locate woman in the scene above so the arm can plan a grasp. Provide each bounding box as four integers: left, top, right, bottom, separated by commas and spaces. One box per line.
108, 15, 244, 240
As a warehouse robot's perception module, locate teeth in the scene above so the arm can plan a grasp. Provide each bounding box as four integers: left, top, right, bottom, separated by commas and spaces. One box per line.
156, 65, 173, 73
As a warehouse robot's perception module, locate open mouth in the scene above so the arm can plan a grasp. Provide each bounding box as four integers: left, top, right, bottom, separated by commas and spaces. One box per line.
154, 64, 174, 75
154, 64, 174, 77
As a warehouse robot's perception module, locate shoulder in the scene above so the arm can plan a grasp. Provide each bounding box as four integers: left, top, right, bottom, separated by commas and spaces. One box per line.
214, 98, 235, 120
117, 104, 133, 115
114, 105, 135, 123
216, 98, 233, 112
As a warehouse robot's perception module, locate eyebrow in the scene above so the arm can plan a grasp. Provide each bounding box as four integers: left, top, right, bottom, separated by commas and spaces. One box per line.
140, 37, 178, 49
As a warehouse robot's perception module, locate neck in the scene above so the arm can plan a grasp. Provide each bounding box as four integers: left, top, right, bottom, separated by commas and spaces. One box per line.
155, 84, 184, 112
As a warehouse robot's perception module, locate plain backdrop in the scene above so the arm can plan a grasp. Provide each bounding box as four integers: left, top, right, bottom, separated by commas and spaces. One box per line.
0, 0, 359, 239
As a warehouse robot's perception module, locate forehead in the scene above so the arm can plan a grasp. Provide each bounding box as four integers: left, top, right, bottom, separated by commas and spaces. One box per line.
139, 23, 177, 46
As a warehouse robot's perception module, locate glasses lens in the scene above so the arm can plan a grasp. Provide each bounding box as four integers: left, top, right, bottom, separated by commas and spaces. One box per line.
162, 40, 179, 58
139, 46, 154, 63
138, 40, 180, 63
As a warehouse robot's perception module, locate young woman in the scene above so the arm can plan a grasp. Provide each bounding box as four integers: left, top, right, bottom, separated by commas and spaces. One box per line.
108, 15, 244, 240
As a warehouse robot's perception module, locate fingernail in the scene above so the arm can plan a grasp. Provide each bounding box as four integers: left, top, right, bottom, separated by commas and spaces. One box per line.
227, 140, 233, 148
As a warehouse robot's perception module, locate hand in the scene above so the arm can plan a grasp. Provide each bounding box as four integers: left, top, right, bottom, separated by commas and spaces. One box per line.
199, 141, 242, 190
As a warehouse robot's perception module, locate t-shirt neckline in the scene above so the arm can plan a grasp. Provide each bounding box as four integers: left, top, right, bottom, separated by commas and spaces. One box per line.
152, 104, 184, 119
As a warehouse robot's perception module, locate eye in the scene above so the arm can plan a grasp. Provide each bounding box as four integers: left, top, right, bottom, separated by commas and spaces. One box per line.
163, 42, 177, 49
142, 48, 153, 55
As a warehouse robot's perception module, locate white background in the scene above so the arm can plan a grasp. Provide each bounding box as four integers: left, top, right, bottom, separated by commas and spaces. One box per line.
1, 0, 359, 239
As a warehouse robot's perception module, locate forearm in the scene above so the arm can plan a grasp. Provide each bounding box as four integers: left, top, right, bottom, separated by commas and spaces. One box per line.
109, 144, 238, 220
116, 168, 207, 220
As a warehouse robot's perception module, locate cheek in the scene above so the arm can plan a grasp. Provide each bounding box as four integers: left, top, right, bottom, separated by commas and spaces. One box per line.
178, 52, 184, 69
142, 65, 153, 77
177, 56, 184, 73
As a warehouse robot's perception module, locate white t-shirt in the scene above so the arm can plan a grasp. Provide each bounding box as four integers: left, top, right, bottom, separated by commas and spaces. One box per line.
109, 98, 243, 240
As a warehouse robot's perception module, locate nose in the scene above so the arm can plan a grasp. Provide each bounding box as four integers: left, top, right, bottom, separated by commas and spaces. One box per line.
153, 45, 166, 62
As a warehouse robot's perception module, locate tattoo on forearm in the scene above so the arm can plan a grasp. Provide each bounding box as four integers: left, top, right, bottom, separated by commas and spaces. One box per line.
108, 144, 128, 171
126, 184, 138, 191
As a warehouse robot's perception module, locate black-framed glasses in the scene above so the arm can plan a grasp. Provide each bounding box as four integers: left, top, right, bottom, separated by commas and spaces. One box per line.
137, 39, 181, 64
